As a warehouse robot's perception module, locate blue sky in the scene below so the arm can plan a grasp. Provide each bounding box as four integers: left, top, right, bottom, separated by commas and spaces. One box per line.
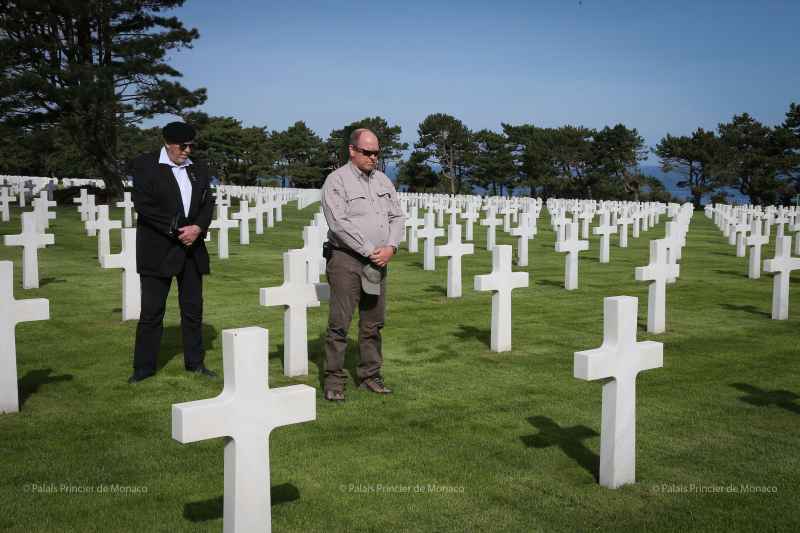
160, 0, 799, 162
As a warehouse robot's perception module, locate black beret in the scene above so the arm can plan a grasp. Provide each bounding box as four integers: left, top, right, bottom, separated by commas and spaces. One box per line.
162, 122, 196, 143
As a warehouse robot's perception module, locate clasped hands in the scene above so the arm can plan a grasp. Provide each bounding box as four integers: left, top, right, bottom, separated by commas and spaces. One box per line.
369, 246, 395, 268
177, 225, 202, 247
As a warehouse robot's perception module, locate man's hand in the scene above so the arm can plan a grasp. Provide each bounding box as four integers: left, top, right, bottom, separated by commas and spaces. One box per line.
369, 246, 395, 267
177, 225, 202, 247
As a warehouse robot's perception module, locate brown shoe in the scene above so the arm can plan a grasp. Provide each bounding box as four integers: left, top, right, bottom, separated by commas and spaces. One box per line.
324, 389, 345, 402
359, 376, 393, 394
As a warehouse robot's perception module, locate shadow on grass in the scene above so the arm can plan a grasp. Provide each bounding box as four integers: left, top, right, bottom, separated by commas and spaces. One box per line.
536, 279, 563, 289
40, 277, 66, 286
520, 416, 599, 480
157, 324, 219, 371
17, 368, 73, 407
713, 269, 747, 278
183, 483, 300, 523
719, 303, 771, 318
454, 325, 491, 349
424, 284, 447, 296
731, 383, 800, 415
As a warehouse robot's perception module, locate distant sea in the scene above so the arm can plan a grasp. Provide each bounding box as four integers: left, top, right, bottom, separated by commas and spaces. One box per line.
385, 163, 749, 205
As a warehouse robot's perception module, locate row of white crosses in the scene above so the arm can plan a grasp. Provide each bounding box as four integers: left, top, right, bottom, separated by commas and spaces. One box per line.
709, 203, 800, 320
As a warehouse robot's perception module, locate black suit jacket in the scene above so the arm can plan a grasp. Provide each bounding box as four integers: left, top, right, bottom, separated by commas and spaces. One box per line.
131, 151, 214, 277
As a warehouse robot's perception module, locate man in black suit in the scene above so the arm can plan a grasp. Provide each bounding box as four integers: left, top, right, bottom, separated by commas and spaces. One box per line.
128, 122, 217, 383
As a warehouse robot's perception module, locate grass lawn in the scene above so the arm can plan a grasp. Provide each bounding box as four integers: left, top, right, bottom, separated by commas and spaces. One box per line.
1, 200, 798, 532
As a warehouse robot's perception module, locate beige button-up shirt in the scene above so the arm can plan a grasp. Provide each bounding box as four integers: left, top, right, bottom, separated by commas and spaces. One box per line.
322, 162, 405, 257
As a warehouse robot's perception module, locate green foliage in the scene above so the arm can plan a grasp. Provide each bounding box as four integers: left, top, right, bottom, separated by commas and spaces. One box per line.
717, 113, 787, 205
271, 121, 328, 188
396, 150, 439, 192
470, 129, 516, 196
654, 128, 724, 207
415, 113, 472, 194
0, 0, 206, 194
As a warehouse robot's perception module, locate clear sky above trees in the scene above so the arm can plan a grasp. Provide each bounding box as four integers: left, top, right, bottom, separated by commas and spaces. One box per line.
156, 0, 799, 163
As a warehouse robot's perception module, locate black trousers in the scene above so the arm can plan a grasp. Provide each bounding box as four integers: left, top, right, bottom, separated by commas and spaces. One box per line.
133, 258, 204, 376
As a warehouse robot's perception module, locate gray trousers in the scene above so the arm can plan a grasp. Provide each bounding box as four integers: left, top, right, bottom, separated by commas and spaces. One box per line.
324, 249, 386, 390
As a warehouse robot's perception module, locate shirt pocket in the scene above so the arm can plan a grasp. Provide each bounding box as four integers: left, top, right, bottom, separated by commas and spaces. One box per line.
343, 182, 370, 216
376, 186, 395, 215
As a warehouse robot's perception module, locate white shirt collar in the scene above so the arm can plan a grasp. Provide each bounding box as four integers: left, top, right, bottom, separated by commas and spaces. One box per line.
159, 146, 192, 168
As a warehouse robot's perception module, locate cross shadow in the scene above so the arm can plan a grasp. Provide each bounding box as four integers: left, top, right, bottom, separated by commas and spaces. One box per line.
424, 284, 447, 296
719, 303, 771, 318
454, 324, 491, 349
536, 279, 563, 288
713, 269, 747, 278
40, 277, 66, 286
520, 416, 599, 480
17, 368, 73, 407
183, 483, 300, 523
157, 324, 219, 371
731, 383, 800, 415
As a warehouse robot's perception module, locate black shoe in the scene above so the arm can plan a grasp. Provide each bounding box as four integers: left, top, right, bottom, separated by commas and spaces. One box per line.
187, 365, 217, 379
359, 376, 392, 394
324, 389, 345, 402
127, 372, 154, 384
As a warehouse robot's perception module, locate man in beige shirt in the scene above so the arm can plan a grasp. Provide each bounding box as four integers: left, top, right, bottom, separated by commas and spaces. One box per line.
321, 128, 405, 401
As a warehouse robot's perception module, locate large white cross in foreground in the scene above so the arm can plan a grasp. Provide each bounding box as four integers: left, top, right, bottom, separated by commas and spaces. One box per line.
574, 296, 663, 489
474, 245, 529, 352
763, 236, 800, 320
172, 326, 315, 533
0, 261, 49, 413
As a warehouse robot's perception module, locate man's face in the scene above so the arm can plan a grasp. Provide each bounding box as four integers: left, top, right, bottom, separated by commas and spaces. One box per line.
348, 134, 380, 174
165, 141, 194, 165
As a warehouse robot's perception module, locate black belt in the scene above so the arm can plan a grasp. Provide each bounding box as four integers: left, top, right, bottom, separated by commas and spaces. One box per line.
331, 245, 370, 265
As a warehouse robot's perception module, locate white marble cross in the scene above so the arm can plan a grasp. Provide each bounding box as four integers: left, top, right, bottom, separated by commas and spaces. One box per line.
746, 218, 768, 279
510, 212, 536, 267
480, 208, 502, 251
635, 239, 680, 333
3, 212, 54, 289
435, 224, 474, 298
260, 250, 328, 376
0, 261, 49, 413
733, 220, 750, 258
474, 245, 529, 352
616, 214, 632, 248
461, 207, 478, 241
100, 228, 140, 321
555, 221, 589, 290
574, 296, 663, 489
763, 236, 800, 320
87, 205, 122, 261
0, 187, 13, 222
72, 188, 89, 221
82, 195, 97, 233
300, 226, 326, 284
210, 205, 238, 259
172, 326, 315, 533
663, 221, 682, 284
232, 201, 255, 245
578, 209, 594, 240
32, 193, 56, 231
116, 191, 135, 228
404, 207, 423, 253
593, 210, 618, 264
417, 212, 444, 271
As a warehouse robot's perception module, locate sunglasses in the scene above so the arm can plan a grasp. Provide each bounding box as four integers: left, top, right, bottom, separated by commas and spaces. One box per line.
170, 142, 195, 151
352, 146, 380, 158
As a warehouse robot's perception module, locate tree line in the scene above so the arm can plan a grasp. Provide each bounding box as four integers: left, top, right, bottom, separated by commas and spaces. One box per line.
1, 1, 798, 205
